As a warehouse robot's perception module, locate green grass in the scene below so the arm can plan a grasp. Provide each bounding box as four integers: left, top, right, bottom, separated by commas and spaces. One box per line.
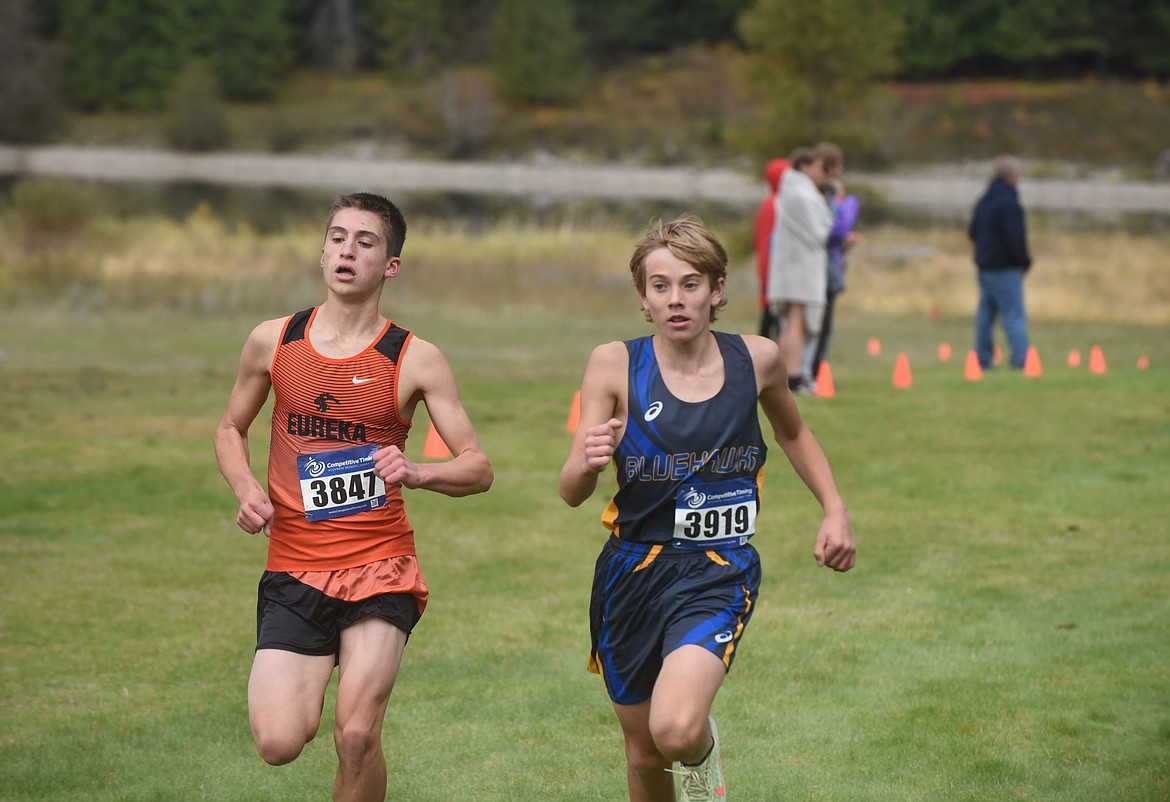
1, 299, 1168, 801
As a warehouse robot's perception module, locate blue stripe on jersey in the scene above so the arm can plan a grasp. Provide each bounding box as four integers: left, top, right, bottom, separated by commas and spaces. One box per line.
678, 559, 754, 649
623, 338, 666, 461
596, 547, 649, 703
721, 545, 756, 574
680, 607, 739, 648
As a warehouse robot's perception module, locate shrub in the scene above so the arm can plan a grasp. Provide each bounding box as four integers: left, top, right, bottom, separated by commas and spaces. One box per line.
11, 178, 95, 244
265, 112, 308, 153
164, 60, 229, 152
3, 178, 101, 302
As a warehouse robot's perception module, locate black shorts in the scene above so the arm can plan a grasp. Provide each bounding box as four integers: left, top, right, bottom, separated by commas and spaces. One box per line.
255, 571, 423, 657
588, 537, 762, 706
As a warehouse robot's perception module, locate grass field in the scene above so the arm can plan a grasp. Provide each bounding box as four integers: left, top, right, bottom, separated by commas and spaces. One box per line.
1, 264, 1167, 801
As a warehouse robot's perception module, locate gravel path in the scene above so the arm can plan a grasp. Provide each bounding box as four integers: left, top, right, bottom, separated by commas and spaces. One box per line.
2, 144, 1168, 215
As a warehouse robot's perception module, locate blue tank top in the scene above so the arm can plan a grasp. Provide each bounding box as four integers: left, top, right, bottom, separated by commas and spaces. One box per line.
603, 332, 767, 548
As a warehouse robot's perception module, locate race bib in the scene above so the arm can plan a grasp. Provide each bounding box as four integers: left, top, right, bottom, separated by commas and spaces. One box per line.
672, 476, 757, 550
297, 444, 386, 522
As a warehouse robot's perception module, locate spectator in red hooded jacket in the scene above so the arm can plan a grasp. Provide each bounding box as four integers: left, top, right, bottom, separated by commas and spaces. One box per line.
753, 158, 788, 338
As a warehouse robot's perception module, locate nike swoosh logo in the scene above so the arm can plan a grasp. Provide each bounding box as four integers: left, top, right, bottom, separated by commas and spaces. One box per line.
352, 377, 376, 385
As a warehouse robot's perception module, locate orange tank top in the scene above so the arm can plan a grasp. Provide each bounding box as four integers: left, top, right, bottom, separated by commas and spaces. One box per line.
266, 307, 415, 571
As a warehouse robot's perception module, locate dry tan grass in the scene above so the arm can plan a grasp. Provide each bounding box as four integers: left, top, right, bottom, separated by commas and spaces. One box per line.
0, 208, 645, 315
400, 217, 637, 301
840, 223, 1170, 324
87, 212, 638, 287
91, 205, 311, 280
4, 208, 1168, 325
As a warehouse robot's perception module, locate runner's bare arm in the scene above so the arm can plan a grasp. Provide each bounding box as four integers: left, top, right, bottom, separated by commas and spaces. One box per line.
375, 337, 492, 497
559, 342, 627, 507
746, 335, 856, 572
214, 318, 282, 535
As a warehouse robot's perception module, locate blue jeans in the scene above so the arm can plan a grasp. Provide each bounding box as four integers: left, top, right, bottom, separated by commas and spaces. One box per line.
975, 269, 1029, 368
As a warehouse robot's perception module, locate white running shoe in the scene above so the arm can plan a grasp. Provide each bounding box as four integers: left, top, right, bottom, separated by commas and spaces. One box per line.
670, 716, 726, 801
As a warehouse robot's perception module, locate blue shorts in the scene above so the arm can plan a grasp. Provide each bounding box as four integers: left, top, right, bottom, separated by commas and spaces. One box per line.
588, 537, 761, 705
255, 571, 423, 658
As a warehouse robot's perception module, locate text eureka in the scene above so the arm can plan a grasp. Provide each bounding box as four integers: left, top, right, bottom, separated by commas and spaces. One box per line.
287, 413, 368, 443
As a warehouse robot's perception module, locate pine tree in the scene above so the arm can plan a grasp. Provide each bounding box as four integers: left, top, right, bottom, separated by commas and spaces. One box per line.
0, 0, 63, 142
492, 0, 584, 103
191, 0, 294, 100
60, 0, 192, 109
738, 0, 902, 150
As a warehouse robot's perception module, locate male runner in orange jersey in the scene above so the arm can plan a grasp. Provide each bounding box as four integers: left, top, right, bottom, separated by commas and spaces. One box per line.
214, 192, 493, 802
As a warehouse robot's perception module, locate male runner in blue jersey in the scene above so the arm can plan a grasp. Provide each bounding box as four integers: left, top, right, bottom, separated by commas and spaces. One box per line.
559, 216, 855, 802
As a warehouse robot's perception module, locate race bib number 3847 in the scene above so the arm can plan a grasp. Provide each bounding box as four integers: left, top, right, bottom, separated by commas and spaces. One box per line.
297, 444, 386, 522
672, 476, 757, 550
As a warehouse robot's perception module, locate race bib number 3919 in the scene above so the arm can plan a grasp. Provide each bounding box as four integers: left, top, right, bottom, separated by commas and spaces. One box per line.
297, 444, 386, 522
672, 476, 757, 550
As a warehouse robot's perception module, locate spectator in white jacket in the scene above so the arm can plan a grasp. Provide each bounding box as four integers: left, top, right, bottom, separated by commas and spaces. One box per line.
766, 147, 833, 393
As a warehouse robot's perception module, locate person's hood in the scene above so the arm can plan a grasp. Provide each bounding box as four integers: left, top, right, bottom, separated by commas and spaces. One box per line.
764, 158, 788, 192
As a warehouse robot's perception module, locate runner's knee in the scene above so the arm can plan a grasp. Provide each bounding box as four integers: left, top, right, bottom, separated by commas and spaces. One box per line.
253, 728, 313, 766
649, 711, 707, 761
623, 735, 671, 776
334, 719, 381, 767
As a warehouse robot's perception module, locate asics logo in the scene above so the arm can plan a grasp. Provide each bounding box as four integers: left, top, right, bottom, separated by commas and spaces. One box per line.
352, 376, 375, 385
715, 631, 734, 644
644, 400, 664, 421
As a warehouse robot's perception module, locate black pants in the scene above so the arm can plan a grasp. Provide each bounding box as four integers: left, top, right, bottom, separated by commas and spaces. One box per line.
810, 291, 839, 379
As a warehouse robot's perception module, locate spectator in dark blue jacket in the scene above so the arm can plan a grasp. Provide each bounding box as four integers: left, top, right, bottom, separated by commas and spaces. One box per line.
969, 155, 1032, 369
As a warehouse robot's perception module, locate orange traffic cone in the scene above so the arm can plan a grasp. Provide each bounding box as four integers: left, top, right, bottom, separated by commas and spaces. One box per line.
1089, 346, 1107, 374
938, 342, 953, 362
423, 422, 450, 459
1023, 346, 1043, 378
1067, 349, 1082, 368
867, 337, 882, 356
892, 352, 913, 388
964, 350, 983, 382
1137, 355, 1150, 370
815, 361, 836, 398
566, 390, 581, 433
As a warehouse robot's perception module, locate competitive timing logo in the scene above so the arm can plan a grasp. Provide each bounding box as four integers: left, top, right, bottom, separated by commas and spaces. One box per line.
682, 488, 707, 508
300, 454, 368, 479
